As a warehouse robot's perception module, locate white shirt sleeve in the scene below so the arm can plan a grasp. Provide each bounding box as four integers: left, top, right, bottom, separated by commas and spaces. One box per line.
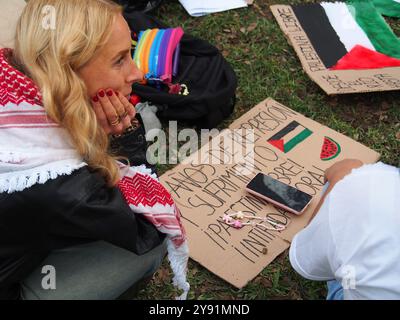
289, 193, 336, 281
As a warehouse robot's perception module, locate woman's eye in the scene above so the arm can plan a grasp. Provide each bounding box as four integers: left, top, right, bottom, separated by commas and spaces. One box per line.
116, 57, 124, 65
115, 50, 131, 66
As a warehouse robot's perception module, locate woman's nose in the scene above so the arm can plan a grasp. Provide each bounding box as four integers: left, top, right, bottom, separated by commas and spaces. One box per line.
127, 59, 143, 84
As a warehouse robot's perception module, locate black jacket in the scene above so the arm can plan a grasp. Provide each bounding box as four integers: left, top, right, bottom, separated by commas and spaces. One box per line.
0, 166, 165, 299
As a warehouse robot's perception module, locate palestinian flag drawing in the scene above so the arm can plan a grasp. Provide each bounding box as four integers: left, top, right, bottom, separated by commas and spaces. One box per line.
291, 0, 400, 70
267, 121, 312, 153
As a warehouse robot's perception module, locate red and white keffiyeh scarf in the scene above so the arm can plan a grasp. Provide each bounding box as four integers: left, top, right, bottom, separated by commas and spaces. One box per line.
118, 164, 189, 299
0, 48, 86, 191
0, 48, 189, 299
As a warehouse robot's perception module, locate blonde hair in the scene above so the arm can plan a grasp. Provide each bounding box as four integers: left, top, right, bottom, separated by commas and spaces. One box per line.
14, 0, 123, 186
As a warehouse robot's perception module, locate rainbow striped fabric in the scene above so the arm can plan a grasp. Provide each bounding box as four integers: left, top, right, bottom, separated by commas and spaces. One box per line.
133, 27, 184, 85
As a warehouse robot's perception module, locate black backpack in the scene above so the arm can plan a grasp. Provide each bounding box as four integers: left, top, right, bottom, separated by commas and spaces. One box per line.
115, 0, 163, 13
123, 11, 238, 129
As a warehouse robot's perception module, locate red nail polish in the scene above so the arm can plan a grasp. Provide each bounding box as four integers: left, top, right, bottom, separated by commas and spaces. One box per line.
106, 90, 113, 97
92, 96, 99, 102
98, 90, 105, 97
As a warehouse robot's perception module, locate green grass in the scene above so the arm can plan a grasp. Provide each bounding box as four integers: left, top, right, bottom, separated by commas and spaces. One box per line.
136, 0, 400, 300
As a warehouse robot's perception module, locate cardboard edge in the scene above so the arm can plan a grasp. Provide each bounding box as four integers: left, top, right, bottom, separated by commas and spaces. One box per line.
270, 5, 335, 95
269, 5, 400, 95
189, 236, 290, 289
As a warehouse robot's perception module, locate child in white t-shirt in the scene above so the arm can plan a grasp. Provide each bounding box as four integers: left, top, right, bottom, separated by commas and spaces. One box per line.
289, 159, 400, 300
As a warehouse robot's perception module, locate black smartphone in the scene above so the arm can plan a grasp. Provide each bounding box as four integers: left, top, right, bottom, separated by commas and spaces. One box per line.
246, 173, 313, 215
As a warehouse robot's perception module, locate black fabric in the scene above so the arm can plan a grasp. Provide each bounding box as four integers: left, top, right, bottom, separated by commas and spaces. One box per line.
115, 0, 162, 13
292, 4, 348, 68
0, 167, 165, 299
123, 11, 237, 129
109, 114, 156, 173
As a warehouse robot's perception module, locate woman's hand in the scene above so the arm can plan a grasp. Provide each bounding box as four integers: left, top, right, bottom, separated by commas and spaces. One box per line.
91, 89, 136, 135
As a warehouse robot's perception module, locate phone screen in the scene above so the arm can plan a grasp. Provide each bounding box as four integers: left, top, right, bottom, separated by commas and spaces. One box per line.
246, 173, 312, 212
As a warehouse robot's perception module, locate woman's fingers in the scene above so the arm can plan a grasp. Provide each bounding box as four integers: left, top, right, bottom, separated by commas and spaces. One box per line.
116, 91, 137, 119
91, 89, 139, 136
91, 95, 112, 135
105, 89, 131, 130
97, 89, 124, 135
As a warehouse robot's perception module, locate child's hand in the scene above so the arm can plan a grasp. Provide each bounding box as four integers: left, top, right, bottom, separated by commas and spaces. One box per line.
324, 159, 364, 185
310, 159, 364, 220
91, 89, 136, 135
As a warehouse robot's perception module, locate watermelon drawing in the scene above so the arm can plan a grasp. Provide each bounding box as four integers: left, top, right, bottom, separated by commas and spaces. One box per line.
320, 137, 341, 161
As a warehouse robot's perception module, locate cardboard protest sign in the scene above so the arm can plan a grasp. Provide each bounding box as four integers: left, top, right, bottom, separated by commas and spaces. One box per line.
270, 3, 400, 95
160, 98, 380, 288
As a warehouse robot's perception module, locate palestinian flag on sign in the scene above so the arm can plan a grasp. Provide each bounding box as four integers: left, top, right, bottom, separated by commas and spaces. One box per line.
267, 121, 312, 153
291, 0, 400, 70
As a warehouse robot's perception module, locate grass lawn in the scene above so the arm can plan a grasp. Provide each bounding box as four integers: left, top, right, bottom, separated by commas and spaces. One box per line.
135, 0, 400, 300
